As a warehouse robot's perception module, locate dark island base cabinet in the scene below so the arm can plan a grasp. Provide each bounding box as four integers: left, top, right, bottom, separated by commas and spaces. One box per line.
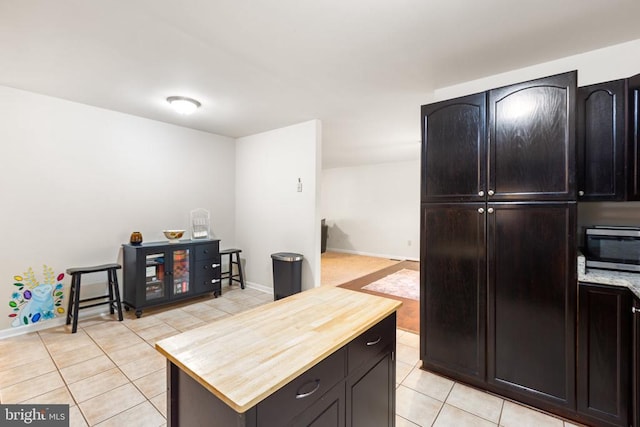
577, 283, 631, 427
122, 239, 221, 318
167, 313, 396, 427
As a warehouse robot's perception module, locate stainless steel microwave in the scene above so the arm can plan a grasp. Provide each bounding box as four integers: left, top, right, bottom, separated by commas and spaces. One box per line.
584, 226, 640, 272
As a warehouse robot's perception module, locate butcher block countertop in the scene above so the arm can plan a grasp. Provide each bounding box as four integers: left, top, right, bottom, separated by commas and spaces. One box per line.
155, 286, 402, 413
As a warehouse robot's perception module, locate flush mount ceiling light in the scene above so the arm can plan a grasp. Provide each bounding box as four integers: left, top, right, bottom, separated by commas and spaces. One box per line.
166, 96, 201, 115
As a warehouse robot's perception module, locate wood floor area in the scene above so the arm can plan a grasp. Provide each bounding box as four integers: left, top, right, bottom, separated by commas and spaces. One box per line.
321, 251, 419, 334
320, 251, 401, 286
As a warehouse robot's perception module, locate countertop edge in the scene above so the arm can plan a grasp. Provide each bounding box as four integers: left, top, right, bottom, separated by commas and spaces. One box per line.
578, 254, 640, 299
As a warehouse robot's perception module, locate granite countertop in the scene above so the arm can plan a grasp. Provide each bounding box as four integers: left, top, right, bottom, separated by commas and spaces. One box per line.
155, 286, 402, 413
578, 254, 640, 299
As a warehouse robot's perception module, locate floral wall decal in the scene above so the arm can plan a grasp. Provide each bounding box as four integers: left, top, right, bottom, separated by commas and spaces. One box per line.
8, 265, 65, 327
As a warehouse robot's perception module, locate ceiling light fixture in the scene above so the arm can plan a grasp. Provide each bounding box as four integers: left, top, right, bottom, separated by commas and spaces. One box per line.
166, 96, 201, 115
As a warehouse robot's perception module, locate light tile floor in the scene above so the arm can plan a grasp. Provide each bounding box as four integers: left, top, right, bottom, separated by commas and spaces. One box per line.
0, 285, 585, 426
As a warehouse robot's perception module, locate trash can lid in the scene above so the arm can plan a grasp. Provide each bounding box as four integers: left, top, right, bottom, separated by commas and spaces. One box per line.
271, 252, 304, 262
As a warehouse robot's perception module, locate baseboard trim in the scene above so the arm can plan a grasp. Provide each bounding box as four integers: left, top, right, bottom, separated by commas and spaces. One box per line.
0, 305, 109, 339
325, 247, 419, 262
244, 281, 272, 295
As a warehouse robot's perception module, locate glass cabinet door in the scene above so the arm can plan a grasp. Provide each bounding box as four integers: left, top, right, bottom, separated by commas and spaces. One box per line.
145, 253, 166, 301
171, 249, 190, 296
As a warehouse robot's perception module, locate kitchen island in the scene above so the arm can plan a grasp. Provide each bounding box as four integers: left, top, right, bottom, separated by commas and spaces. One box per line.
155, 286, 402, 426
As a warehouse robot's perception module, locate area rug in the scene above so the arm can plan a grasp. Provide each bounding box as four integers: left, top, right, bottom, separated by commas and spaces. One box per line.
337, 261, 420, 334
362, 269, 419, 301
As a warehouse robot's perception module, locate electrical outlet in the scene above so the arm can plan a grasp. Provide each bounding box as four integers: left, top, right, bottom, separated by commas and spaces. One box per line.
408, 240, 412, 246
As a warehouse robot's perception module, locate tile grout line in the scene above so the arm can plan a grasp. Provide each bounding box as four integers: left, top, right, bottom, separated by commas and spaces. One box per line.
75, 320, 164, 426
497, 398, 505, 426
35, 329, 90, 426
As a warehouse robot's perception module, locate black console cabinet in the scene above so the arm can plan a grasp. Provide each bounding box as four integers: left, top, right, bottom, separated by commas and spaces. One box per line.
122, 239, 221, 317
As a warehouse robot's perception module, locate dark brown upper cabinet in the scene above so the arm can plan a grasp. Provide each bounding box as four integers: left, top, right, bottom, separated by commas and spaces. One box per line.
627, 74, 640, 200
421, 92, 487, 202
488, 72, 576, 201
578, 75, 640, 201
422, 71, 576, 203
577, 79, 627, 201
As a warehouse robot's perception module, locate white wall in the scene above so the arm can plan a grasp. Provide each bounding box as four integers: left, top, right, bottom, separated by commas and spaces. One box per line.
0, 86, 235, 335
433, 38, 640, 101
235, 120, 321, 293
322, 159, 420, 260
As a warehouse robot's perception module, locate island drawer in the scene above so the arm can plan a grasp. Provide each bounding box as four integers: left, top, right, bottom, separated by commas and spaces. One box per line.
347, 313, 396, 373
256, 347, 346, 427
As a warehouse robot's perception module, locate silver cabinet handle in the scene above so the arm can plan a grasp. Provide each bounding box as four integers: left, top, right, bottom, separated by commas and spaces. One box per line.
478, 208, 485, 214
633, 307, 640, 314
478, 190, 484, 197
212, 263, 220, 268
487, 207, 494, 214
295, 380, 320, 399
488, 190, 495, 196
211, 279, 220, 284
366, 336, 382, 346
578, 190, 585, 196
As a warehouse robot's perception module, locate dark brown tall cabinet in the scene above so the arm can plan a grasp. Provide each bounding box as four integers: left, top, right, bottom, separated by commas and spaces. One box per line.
420, 71, 577, 417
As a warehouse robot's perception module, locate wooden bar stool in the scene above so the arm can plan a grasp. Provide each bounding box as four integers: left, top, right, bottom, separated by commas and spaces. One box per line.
65, 263, 123, 333
220, 249, 245, 289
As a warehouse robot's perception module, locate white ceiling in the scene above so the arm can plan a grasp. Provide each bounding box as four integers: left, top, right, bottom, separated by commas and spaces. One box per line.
3, 0, 640, 168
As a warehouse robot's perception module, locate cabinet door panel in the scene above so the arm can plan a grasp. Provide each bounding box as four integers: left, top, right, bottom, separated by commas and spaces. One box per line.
487, 203, 576, 408
346, 351, 393, 427
292, 382, 345, 427
627, 75, 640, 200
577, 283, 630, 426
421, 203, 486, 381
170, 248, 192, 297
421, 93, 486, 202
577, 80, 626, 200
488, 72, 576, 201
